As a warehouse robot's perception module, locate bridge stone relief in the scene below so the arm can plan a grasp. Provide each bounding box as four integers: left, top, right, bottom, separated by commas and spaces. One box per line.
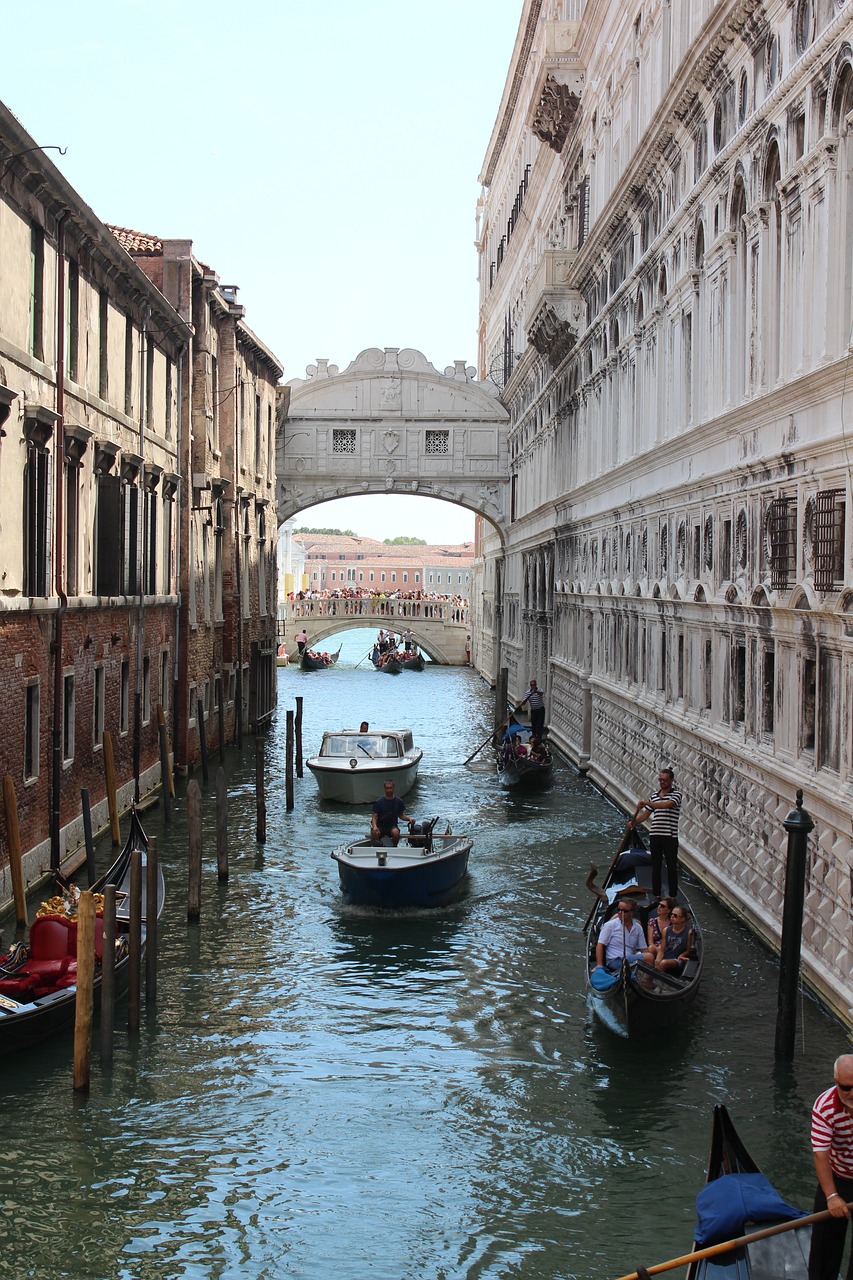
276, 348, 510, 538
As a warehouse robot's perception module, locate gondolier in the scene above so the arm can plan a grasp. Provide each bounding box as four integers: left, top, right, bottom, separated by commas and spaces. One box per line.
808, 1055, 853, 1280
295, 629, 308, 654
632, 766, 682, 899
516, 679, 546, 738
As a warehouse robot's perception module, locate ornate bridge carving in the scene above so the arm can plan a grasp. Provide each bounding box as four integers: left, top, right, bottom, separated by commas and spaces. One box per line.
276, 348, 510, 541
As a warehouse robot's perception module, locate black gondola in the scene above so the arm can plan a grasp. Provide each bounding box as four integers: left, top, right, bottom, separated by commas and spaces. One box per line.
300, 645, 341, 671
584, 825, 703, 1036
400, 652, 425, 671
686, 1105, 810, 1279
373, 653, 403, 674
496, 722, 553, 789
0, 808, 165, 1056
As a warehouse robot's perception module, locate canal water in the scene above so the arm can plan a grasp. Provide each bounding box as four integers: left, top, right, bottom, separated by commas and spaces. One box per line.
1, 629, 850, 1280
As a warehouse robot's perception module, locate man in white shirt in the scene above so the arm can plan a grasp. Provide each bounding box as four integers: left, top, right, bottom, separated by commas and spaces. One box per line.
595, 899, 646, 971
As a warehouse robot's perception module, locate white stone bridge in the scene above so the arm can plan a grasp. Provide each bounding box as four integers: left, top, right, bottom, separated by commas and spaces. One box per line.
280, 598, 470, 665
276, 348, 510, 538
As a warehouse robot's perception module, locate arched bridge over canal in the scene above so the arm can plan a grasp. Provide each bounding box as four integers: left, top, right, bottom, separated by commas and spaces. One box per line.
276, 348, 510, 540
281, 598, 470, 665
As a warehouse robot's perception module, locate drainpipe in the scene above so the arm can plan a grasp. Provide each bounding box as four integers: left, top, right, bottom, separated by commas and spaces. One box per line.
50, 212, 69, 871
172, 343, 186, 742
133, 307, 151, 801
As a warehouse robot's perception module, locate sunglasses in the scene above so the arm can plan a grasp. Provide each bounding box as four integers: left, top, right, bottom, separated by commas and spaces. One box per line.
617, 907, 634, 913
836, 1081, 853, 1092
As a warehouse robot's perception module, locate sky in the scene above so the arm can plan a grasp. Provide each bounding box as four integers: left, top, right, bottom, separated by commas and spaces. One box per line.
3, 0, 522, 544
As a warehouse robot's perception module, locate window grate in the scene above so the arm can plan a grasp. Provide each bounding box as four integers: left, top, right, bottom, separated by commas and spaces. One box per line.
425, 430, 449, 455
767, 497, 797, 590
814, 489, 845, 591
332, 429, 356, 454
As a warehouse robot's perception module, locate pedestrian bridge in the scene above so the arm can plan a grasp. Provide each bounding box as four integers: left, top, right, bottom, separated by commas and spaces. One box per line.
280, 598, 469, 665
276, 348, 510, 539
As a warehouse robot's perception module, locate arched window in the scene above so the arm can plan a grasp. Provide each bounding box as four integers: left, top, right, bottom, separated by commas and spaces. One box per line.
763, 141, 783, 384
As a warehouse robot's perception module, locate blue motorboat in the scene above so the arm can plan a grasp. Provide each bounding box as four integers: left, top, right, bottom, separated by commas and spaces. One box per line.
330, 821, 471, 908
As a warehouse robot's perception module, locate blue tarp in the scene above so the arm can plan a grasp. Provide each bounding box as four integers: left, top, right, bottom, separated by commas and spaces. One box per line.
694, 1172, 805, 1247
589, 967, 620, 992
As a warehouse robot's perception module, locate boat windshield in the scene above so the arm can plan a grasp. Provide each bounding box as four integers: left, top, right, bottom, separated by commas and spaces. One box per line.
321, 735, 400, 758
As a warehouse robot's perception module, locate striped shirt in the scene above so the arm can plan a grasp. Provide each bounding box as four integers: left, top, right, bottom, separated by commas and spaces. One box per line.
521, 687, 545, 712
812, 1086, 853, 1177
648, 788, 682, 838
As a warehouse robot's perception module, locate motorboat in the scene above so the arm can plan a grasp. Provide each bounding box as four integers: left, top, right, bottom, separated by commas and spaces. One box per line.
331, 819, 472, 908
306, 727, 423, 803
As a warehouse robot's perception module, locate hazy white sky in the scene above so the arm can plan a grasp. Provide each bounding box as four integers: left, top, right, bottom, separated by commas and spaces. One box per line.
4, 0, 521, 544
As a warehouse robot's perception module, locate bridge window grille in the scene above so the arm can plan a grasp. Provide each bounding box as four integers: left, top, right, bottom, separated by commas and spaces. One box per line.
814, 489, 845, 592
332, 429, 356, 454
425, 430, 449, 455
766, 497, 797, 590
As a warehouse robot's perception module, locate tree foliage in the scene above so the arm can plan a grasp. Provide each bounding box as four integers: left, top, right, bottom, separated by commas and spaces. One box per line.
294, 527, 356, 536
383, 536, 427, 545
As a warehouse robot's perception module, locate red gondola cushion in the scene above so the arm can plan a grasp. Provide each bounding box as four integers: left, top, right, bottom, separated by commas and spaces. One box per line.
29, 915, 77, 960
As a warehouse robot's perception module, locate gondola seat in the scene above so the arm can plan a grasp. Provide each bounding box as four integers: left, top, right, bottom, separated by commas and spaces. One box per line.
26, 915, 79, 994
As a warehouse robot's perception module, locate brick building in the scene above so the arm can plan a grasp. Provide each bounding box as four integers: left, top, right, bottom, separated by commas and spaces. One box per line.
110, 233, 283, 769
293, 534, 473, 596
0, 103, 191, 896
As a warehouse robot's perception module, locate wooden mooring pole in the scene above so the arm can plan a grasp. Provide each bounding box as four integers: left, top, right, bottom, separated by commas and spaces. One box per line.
145, 835, 158, 1007
157, 704, 173, 821
295, 696, 304, 778
128, 846, 142, 1033
256, 737, 267, 843
187, 779, 202, 921
775, 789, 814, 1058
73, 890, 96, 1092
216, 767, 229, 880
81, 788, 96, 885
494, 668, 509, 744
198, 698, 210, 786
286, 710, 295, 812
3, 775, 27, 927
103, 730, 121, 845
100, 883, 116, 1063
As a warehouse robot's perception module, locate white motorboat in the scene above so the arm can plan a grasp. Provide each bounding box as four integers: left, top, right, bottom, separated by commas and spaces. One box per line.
306, 728, 423, 803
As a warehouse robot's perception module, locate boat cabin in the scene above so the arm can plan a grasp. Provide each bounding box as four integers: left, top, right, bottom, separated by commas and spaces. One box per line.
318, 729, 416, 759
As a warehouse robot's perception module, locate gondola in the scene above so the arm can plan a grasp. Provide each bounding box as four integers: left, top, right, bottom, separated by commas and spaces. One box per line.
300, 645, 341, 671
496, 721, 553, 789
0, 808, 165, 1056
686, 1105, 809, 1279
584, 825, 703, 1036
331, 819, 471, 908
400, 651, 425, 671
373, 653, 403, 674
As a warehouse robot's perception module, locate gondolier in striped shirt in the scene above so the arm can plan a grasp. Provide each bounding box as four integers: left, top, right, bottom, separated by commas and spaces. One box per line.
516, 679, 546, 739
632, 767, 682, 899
808, 1056, 853, 1280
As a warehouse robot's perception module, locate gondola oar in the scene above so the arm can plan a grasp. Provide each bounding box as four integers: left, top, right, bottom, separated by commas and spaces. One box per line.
612, 1200, 850, 1280
582, 821, 635, 933
353, 646, 375, 670
463, 716, 512, 766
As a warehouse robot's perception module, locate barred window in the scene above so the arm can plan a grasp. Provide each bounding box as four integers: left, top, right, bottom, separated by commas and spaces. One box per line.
814, 489, 846, 592
425, 430, 450, 455
766, 497, 797, 590
332, 429, 356, 454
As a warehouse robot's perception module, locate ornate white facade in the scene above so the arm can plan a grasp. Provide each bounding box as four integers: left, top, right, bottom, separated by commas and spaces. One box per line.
477, 0, 853, 1023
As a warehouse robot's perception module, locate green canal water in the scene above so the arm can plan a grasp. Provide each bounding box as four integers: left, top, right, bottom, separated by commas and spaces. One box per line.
1, 630, 849, 1280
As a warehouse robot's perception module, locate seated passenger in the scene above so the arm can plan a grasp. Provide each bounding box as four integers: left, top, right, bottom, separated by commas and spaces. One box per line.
655, 905, 694, 973
528, 738, 549, 764
595, 899, 646, 972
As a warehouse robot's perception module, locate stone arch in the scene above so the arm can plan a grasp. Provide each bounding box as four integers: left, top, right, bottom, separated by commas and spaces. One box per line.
278, 348, 510, 543
829, 48, 853, 134
694, 219, 706, 270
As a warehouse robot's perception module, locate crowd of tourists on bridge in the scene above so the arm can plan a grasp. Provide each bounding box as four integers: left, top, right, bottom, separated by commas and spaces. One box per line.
286, 587, 469, 623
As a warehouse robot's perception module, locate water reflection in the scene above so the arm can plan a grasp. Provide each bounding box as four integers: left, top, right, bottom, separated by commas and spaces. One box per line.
0, 628, 850, 1280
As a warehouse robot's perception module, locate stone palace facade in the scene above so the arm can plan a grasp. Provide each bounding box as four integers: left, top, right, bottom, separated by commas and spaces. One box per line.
475, 0, 853, 1023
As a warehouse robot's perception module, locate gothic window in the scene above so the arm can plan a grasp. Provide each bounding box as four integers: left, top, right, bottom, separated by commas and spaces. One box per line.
738, 71, 749, 126
766, 34, 781, 91
703, 516, 714, 571
735, 508, 748, 569
660, 524, 668, 574
795, 1, 813, 56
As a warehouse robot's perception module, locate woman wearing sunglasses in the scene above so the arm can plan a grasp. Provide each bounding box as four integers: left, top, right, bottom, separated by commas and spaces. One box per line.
654, 904, 693, 973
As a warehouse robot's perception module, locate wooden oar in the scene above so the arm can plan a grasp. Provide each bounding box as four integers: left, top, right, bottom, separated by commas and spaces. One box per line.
463, 713, 516, 766
582, 822, 635, 933
613, 1201, 851, 1280
353, 646, 375, 670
